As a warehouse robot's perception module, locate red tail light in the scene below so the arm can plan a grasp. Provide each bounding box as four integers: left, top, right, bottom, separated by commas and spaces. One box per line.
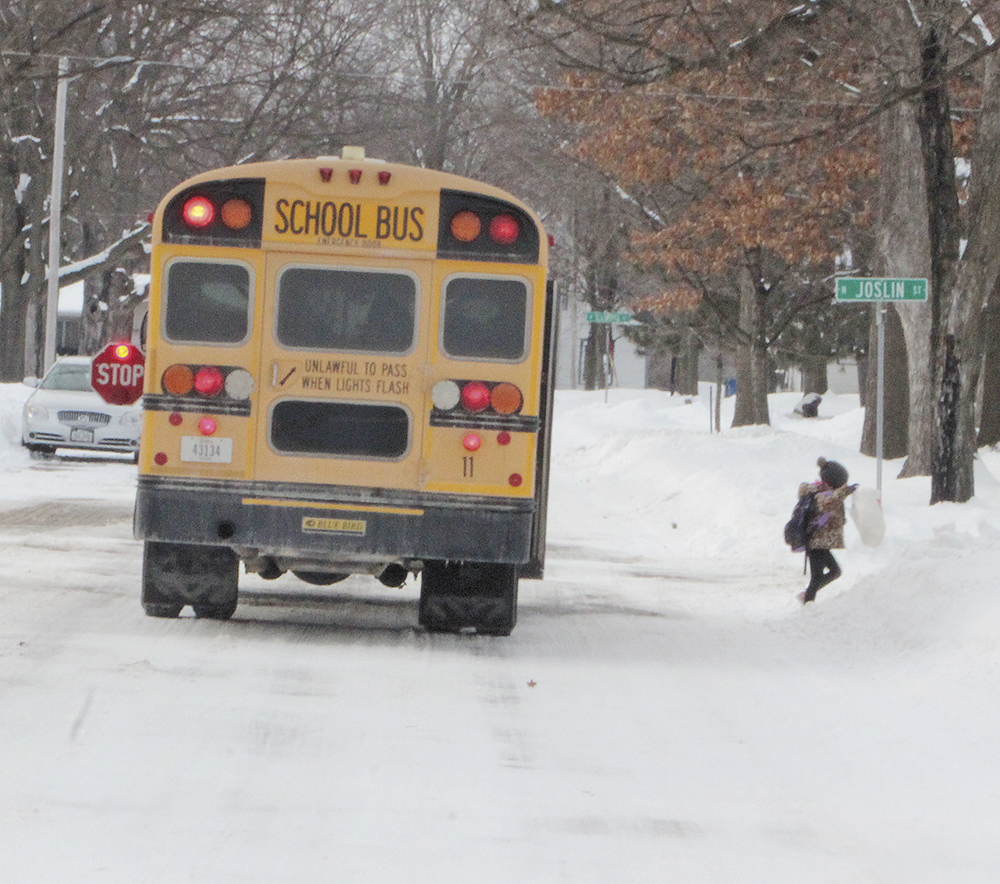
460, 382, 491, 412
193, 366, 224, 397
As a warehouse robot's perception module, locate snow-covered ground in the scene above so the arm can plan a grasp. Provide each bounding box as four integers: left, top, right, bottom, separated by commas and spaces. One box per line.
1, 381, 999, 882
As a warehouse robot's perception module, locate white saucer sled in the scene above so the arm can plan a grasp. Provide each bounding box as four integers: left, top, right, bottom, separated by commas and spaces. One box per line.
850, 486, 885, 547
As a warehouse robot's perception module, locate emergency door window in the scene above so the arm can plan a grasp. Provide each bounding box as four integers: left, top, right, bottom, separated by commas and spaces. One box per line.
441, 276, 529, 361
270, 400, 410, 459
164, 260, 251, 344
276, 266, 416, 354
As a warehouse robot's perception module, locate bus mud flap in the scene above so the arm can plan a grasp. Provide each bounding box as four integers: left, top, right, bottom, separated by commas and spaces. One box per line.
418, 561, 518, 636
142, 541, 239, 620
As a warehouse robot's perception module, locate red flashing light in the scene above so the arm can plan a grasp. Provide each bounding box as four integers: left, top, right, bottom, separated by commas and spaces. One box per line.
489, 214, 519, 245
198, 417, 218, 436
463, 433, 482, 452
460, 381, 491, 412
182, 196, 214, 228
193, 366, 224, 397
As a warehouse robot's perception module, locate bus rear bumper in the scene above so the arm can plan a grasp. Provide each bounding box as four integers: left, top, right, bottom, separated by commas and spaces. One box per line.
133, 477, 536, 568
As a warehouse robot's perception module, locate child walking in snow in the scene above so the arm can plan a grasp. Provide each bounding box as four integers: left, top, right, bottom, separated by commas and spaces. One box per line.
798, 457, 857, 604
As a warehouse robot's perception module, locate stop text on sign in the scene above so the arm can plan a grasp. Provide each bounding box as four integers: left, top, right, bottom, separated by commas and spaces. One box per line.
95, 360, 144, 387
835, 278, 928, 302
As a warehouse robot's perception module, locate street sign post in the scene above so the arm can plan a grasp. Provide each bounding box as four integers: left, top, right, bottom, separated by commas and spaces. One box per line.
834, 277, 928, 497
91, 341, 146, 406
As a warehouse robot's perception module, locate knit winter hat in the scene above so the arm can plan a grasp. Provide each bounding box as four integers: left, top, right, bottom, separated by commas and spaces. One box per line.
818, 457, 849, 488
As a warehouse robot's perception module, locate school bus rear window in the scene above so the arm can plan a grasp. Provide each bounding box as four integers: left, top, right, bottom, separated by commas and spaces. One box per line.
276, 266, 416, 354
442, 276, 528, 361
270, 400, 410, 459
165, 260, 251, 344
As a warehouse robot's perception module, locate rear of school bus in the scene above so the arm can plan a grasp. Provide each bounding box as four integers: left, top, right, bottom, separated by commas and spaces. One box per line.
133, 149, 554, 635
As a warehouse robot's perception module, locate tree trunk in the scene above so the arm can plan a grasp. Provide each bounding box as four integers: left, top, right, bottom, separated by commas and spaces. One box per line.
103, 269, 142, 346
931, 51, 1000, 502
583, 323, 609, 391
80, 222, 104, 356
977, 303, 1000, 448
0, 265, 30, 382
732, 255, 770, 427
875, 55, 934, 476
801, 357, 827, 397
676, 328, 700, 395
645, 348, 673, 391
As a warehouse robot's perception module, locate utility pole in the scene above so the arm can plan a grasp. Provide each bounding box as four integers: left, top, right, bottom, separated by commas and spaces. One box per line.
44, 56, 69, 374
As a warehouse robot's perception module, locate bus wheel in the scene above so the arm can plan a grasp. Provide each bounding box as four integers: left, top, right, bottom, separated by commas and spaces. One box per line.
191, 546, 239, 619
418, 562, 518, 636
142, 541, 239, 620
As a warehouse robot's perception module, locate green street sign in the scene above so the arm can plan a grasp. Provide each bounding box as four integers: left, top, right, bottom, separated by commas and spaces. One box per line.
587, 311, 633, 323
835, 278, 928, 302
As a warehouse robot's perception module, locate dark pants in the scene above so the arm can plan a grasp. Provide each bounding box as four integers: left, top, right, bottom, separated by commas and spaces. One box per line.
804, 549, 841, 601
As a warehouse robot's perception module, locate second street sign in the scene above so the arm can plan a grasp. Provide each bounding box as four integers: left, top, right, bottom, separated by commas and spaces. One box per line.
835, 277, 928, 302
587, 311, 634, 323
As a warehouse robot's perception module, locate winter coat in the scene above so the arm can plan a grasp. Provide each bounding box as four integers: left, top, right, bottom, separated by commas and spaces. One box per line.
798, 480, 853, 550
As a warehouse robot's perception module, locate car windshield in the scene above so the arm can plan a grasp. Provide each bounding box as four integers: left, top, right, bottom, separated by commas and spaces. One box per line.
40, 363, 94, 392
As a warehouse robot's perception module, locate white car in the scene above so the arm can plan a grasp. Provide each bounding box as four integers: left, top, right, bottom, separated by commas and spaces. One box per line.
21, 356, 141, 460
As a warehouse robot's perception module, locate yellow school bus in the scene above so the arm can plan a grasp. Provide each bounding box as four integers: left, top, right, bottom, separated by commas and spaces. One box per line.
134, 148, 555, 635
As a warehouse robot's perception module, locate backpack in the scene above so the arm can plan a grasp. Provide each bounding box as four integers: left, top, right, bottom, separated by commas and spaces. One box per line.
784, 491, 817, 552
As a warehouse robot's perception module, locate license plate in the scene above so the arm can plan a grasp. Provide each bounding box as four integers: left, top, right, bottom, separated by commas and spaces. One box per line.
70, 428, 94, 443
180, 436, 233, 464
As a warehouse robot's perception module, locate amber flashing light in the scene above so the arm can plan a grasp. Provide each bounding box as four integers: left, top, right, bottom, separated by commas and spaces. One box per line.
221, 198, 252, 230
450, 211, 482, 243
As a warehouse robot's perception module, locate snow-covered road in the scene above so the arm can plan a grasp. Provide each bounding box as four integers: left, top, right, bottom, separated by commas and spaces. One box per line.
2, 387, 1000, 882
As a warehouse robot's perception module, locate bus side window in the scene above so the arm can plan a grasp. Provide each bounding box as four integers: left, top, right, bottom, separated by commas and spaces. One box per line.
165, 260, 251, 344
442, 277, 528, 361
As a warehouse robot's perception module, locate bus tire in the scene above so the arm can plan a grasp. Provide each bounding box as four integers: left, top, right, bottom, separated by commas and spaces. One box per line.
143, 602, 183, 618
142, 541, 239, 620
418, 561, 518, 636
